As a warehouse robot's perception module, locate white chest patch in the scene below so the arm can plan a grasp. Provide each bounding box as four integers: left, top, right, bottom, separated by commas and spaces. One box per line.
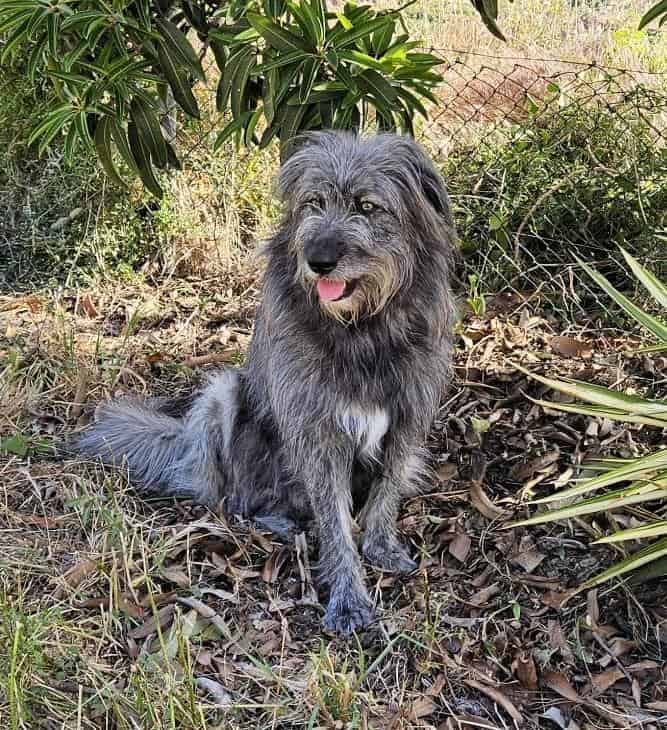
337, 404, 389, 459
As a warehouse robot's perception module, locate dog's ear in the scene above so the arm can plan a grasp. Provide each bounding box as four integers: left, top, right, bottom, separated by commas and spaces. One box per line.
394, 136, 451, 221
412, 146, 451, 221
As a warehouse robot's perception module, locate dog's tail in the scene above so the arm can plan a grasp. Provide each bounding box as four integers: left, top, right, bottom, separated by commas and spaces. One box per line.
75, 398, 196, 495
75, 371, 240, 507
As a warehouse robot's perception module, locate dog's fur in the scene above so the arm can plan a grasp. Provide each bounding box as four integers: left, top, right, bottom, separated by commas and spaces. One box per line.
77, 131, 456, 634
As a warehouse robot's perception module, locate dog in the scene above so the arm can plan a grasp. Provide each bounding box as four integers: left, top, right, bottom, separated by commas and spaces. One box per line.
77, 131, 457, 635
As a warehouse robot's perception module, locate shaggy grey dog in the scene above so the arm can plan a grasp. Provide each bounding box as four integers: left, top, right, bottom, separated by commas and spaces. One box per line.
78, 131, 456, 635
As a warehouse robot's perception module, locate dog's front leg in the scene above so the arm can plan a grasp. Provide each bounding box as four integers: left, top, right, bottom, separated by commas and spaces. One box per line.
359, 436, 423, 574
296, 437, 375, 635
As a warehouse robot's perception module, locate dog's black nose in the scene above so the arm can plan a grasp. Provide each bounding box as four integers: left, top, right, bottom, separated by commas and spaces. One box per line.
308, 256, 337, 275
305, 234, 340, 275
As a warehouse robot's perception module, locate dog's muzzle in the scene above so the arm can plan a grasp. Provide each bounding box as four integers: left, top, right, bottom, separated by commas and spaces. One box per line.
303, 231, 357, 302
304, 232, 341, 276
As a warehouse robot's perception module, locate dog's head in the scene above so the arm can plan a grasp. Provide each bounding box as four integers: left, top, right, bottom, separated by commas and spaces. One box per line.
276, 132, 452, 321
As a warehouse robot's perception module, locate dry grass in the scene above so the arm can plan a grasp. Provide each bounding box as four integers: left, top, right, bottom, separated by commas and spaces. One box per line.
394, 0, 667, 71
1, 280, 667, 729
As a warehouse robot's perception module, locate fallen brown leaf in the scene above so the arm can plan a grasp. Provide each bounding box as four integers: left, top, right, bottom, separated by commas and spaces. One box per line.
510, 535, 546, 574
471, 564, 494, 588
78, 294, 99, 318
468, 582, 500, 607
541, 588, 578, 609
129, 604, 176, 639
261, 546, 288, 583
426, 674, 446, 697
295, 531, 318, 604
200, 587, 239, 604
53, 559, 98, 597
257, 634, 283, 656
542, 670, 581, 702
75, 594, 144, 619
470, 479, 508, 520
176, 596, 234, 642
550, 335, 593, 359
548, 620, 575, 663
449, 533, 472, 563
626, 660, 659, 673
226, 564, 262, 581
464, 679, 522, 723
146, 351, 168, 364
513, 574, 560, 590
608, 637, 636, 659
23, 295, 43, 313
590, 668, 625, 695
267, 596, 299, 613
511, 448, 560, 481
21, 513, 66, 529
160, 567, 191, 588
140, 590, 178, 607
251, 529, 274, 553
587, 589, 599, 628
513, 651, 538, 690
196, 677, 233, 706
409, 695, 438, 720
196, 649, 213, 667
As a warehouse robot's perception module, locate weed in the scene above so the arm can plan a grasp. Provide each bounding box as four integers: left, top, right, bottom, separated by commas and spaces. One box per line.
307, 643, 365, 727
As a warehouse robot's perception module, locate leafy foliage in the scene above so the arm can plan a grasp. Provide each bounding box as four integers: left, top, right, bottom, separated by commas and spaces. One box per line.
0, 0, 446, 197
469, 0, 511, 41
639, 0, 667, 30
445, 87, 667, 298
512, 250, 667, 588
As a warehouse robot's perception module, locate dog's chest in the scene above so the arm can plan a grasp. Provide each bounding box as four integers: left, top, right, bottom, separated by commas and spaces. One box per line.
336, 404, 389, 459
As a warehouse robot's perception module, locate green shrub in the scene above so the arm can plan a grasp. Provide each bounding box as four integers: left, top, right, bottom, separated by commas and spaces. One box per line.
0, 66, 163, 287
444, 87, 667, 302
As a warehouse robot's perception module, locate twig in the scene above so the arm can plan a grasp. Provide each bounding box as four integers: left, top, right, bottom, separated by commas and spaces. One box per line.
513, 174, 574, 262
70, 366, 89, 422
183, 351, 237, 368
592, 631, 634, 686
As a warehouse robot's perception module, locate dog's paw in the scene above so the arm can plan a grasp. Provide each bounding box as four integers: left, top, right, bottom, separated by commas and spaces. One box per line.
323, 588, 375, 636
252, 514, 300, 541
362, 533, 417, 574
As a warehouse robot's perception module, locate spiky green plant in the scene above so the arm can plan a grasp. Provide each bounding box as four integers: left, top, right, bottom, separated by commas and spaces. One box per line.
512, 247, 667, 588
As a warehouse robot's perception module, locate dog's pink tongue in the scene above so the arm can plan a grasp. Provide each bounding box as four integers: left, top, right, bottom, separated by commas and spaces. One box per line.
316, 278, 346, 301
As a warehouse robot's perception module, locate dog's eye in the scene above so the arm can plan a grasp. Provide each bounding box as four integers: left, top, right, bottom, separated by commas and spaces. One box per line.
359, 200, 376, 214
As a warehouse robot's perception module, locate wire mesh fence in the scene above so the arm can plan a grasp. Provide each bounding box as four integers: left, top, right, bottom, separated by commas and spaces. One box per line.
419, 49, 667, 319
173, 49, 667, 321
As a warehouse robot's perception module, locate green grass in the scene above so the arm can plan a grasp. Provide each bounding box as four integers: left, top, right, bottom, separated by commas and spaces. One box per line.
0, 578, 219, 728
